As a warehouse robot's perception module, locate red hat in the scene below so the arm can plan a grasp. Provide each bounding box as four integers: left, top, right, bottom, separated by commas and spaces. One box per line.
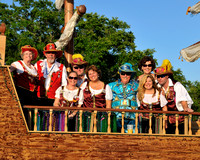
43, 43, 63, 58
21, 45, 38, 61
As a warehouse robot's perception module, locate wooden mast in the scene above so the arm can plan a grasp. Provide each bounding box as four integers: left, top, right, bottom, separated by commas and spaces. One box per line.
64, 0, 74, 72
0, 23, 6, 66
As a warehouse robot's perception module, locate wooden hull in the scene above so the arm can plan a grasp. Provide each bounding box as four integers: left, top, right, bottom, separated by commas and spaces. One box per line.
0, 66, 200, 160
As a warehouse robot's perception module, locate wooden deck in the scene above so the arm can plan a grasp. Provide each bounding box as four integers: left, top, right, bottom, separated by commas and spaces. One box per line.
0, 66, 200, 160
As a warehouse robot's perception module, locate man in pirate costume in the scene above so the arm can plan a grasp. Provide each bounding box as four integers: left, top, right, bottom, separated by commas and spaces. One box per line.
71, 54, 88, 87
154, 59, 193, 134
35, 43, 67, 106
109, 63, 139, 133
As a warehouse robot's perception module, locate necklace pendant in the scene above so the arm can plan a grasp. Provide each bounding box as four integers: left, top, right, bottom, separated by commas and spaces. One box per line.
123, 99, 128, 105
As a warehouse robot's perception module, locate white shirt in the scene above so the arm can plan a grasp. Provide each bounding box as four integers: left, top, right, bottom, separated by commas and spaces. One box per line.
55, 86, 84, 105
81, 82, 113, 100
137, 90, 168, 107
11, 60, 37, 76
160, 78, 193, 111
34, 59, 67, 90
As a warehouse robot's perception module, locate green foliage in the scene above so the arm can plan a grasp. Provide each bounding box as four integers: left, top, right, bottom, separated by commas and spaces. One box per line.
187, 81, 200, 112
0, 0, 64, 64
75, 13, 155, 82
0, 0, 199, 111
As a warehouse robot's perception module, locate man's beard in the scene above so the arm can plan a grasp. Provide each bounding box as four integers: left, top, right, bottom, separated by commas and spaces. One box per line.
78, 72, 85, 76
47, 58, 55, 64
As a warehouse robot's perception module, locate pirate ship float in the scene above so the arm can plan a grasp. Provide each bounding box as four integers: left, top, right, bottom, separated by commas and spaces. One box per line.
0, 1, 200, 159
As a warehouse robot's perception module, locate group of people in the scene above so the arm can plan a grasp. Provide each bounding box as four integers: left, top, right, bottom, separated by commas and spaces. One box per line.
10, 43, 194, 134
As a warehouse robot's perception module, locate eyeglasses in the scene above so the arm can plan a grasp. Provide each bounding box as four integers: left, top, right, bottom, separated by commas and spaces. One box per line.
157, 74, 166, 79
120, 72, 132, 76
143, 64, 152, 67
73, 65, 84, 69
68, 76, 78, 80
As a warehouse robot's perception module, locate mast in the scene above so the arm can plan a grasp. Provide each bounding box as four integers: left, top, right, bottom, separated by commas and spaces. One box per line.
0, 23, 6, 66
64, 0, 74, 72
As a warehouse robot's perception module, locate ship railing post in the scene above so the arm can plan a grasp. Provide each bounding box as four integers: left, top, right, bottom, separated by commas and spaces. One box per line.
121, 112, 125, 133
34, 108, 38, 131
107, 111, 111, 133
159, 114, 163, 134
49, 109, 53, 131
175, 114, 179, 135
184, 115, 189, 135
149, 112, 152, 134
93, 110, 97, 133
162, 113, 166, 135
79, 110, 83, 132
64, 110, 68, 132
135, 112, 138, 134
189, 114, 192, 135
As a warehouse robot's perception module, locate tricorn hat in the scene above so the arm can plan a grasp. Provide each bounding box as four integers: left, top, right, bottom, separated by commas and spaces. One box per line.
43, 43, 63, 58
21, 45, 38, 61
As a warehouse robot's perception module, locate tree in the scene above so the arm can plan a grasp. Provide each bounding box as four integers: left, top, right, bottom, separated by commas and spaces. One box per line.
1, 0, 199, 111
74, 13, 155, 82
0, 0, 64, 64
0, 0, 155, 83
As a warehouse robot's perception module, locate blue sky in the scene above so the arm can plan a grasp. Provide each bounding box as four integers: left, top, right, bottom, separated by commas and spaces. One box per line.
1, 0, 200, 82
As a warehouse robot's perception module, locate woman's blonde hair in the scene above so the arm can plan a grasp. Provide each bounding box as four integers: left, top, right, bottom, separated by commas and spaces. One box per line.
137, 74, 160, 102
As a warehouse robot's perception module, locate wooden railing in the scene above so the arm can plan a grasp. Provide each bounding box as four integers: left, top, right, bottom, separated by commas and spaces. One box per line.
24, 105, 200, 136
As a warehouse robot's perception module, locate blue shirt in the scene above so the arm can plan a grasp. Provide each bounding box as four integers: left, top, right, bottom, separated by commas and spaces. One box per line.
109, 79, 138, 119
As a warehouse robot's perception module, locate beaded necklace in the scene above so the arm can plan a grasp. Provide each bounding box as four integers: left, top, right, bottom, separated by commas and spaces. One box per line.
116, 79, 137, 99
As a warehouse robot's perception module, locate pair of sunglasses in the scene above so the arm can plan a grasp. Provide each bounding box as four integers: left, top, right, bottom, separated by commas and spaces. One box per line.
143, 64, 152, 67
121, 72, 132, 76
69, 76, 78, 80
157, 74, 166, 78
73, 65, 84, 69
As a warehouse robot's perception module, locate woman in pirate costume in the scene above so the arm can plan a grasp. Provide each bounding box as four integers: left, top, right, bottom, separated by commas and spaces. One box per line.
81, 65, 112, 132
54, 71, 83, 131
137, 74, 167, 133
10, 45, 38, 106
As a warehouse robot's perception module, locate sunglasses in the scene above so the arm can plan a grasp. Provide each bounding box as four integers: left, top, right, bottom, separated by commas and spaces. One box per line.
143, 64, 152, 67
120, 72, 132, 76
73, 65, 84, 69
68, 76, 78, 80
157, 74, 166, 79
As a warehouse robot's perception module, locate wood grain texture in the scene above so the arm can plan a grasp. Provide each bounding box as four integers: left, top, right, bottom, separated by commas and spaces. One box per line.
0, 66, 200, 160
